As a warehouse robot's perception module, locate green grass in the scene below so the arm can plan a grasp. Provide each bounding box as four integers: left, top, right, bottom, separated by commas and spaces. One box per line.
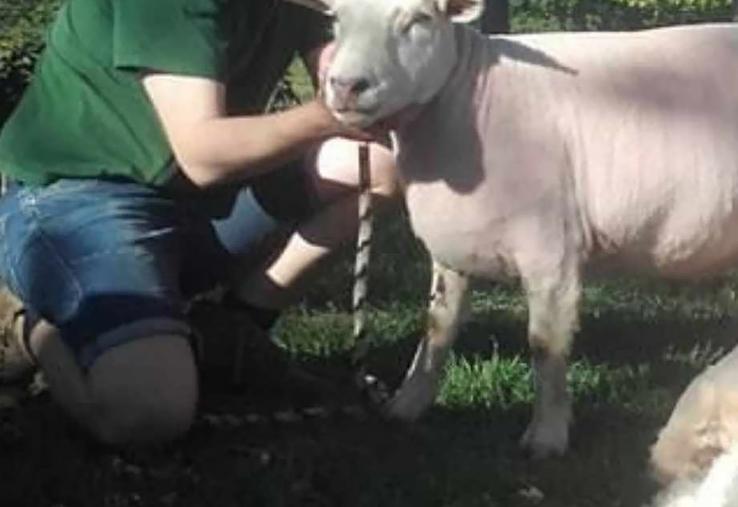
4, 210, 738, 507
5, 58, 738, 507
7, 257, 727, 493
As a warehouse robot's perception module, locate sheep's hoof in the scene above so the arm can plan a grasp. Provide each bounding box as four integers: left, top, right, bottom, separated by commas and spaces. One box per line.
384, 382, 435, 422
520, 420, 569, 459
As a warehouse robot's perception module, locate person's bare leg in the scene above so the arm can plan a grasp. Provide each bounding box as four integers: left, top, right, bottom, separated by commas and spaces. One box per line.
235, 138, 397, 308
30, 321, 198, 445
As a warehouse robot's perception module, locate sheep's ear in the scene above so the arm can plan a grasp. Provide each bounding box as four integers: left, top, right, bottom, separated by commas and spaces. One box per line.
435, 0, 483, 23
283, 0, 333, 13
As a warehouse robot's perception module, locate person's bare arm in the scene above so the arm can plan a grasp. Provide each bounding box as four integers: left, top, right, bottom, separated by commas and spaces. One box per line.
142, 73, 368, 187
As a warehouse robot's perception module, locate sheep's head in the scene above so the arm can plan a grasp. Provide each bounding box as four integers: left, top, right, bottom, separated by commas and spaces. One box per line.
289, 0, 483, 127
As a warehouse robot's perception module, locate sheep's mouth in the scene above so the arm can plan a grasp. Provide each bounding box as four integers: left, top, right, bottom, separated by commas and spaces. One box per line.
332, 105, 379, 116
331, 106, 380, 126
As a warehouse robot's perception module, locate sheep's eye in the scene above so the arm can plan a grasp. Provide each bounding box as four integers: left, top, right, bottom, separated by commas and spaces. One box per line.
411, 12, 434, 24
400, 11, 434, 33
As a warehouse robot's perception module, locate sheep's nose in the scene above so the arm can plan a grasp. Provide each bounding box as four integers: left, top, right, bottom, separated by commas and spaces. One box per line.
329, 76, 371, 103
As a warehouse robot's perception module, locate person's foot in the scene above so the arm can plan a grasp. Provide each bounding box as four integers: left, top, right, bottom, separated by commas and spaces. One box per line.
186, 298, 335, 400
0, 287, 36, 384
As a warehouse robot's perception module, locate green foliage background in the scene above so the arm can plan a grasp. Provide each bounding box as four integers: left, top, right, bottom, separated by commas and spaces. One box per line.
512, 0, 732, 32
0, 0, 61, 120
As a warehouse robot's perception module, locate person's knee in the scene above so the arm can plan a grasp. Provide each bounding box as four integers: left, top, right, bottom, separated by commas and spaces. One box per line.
367, 143, 399, 200
313, 138, 400, 201
86, 334, 198, 445
91, 390, 196, 446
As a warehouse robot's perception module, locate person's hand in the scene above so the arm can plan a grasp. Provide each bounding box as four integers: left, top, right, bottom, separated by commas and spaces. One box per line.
309, 98, 389, 143
332, 115, 392, 143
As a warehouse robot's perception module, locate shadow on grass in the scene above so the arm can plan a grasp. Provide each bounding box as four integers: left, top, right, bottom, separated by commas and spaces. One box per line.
0, 389, 664, 507
0, 296, 678, 507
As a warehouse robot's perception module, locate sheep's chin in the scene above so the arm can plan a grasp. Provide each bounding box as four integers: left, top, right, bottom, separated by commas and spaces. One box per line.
331, 109, 379, 129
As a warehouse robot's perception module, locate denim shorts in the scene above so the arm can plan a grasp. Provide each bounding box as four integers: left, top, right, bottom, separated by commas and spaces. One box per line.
0, 166, 312, 369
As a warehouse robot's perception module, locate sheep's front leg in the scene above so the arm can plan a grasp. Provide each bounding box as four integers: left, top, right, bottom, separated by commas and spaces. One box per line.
520, 272, 581, 458
386, 261, 469, 421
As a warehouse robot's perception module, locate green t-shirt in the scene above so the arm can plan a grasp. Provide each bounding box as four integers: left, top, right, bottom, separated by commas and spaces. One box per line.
0, 0, 330, 186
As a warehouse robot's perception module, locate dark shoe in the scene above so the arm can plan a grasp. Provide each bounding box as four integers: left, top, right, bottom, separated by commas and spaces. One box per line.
0, 287, 36, 384
186, 299, 338, 403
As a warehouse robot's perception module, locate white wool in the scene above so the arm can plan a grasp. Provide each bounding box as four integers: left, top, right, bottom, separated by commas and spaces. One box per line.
654, 446, 738, 507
